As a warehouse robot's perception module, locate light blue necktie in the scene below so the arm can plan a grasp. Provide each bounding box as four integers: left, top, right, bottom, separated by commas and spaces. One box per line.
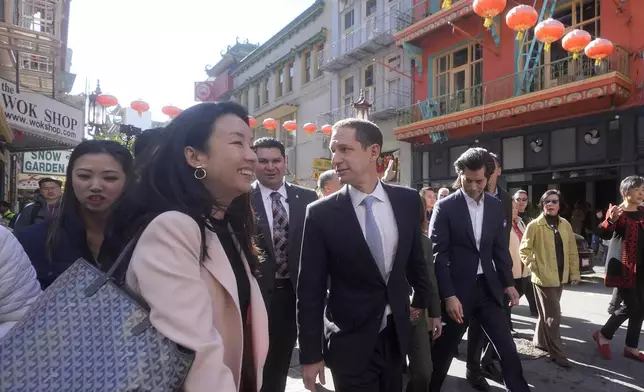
363, 196, 386, 278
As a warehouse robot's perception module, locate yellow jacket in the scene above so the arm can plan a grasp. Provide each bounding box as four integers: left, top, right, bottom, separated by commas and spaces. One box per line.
519, 214, 580, 287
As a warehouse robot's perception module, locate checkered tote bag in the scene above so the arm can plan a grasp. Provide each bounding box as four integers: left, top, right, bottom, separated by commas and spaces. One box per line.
0, 236, 194, 392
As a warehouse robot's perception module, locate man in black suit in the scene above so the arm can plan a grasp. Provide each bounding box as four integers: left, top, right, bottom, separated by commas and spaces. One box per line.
466, 152, 515, 389
429, 147, 529, 392
251, 137, 318, 392
297, 119, 433, 392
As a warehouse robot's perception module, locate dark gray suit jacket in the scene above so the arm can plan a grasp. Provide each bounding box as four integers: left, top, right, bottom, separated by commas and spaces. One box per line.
251, 181, 318, 301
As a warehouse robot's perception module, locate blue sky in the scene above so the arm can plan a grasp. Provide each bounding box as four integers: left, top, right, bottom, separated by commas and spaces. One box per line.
67, 0, 313, 120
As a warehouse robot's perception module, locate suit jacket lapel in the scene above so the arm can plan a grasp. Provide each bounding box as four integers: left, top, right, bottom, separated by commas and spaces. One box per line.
202, 232, 241, 311
382, 184, 405, 272
335, 186, 386, 285
481, 195, 495, 247
457, 191, 478, 250
251, 184, 276, 262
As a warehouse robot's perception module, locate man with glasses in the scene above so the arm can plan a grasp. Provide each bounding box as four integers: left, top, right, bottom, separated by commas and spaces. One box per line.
13, 178, 62, 233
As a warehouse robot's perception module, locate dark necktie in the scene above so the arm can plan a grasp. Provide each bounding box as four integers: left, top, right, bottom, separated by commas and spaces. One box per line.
271, 192, 290, 278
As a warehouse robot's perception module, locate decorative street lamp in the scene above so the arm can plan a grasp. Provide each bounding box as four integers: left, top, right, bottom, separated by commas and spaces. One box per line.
86, 81, 106, 136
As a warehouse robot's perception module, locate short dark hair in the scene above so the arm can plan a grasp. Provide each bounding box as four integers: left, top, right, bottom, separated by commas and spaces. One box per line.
253, 137, 285, 157
133, 127, 165, 158
454, 147, 493, 177
419, 187, 434, 198
38, 177, 62, 188
539, 189, 562, 208
317, 169, 337, 190
513, 189, 528, 199
1, 201, 10, 209
333, 118, 383, 151
619, 175, 644, 195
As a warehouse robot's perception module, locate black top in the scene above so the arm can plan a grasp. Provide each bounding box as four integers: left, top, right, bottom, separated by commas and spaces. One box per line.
545, 215, 565, 282
624, 210, 644, 285
211, 216, 254, 389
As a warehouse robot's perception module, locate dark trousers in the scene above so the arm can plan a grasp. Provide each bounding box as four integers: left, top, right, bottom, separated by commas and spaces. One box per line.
466, 292, 511, 371
331, 315, 403, 392
430, 276, 529, 392
407, 309, 432, 392
261, 279, 297, 392
601, 286, 644, 348
516, 277, 538, 315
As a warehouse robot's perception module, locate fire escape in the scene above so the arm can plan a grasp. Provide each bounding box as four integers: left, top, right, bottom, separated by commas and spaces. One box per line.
515, 0, 559, 95
0, 0, 62, 96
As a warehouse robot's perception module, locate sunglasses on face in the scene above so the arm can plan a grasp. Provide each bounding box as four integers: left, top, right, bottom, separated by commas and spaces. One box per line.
516, 198, 528, 202
544, 199, 559, 205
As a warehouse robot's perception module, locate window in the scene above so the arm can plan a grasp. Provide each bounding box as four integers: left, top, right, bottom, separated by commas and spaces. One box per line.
344, 76, 354, 97
263, 79, 269, 105
344, 10, 355, 31
364, 65, 374, 87
304, 52, 312, 83
366, 0, 377, 17
314, 44, 324, 78
277, 71, 284, 98
19, 0, 56, 73
288, 63, 294, 92
388, 55, 401, 70
433, 43, 483, 114
254, 85, 261, 109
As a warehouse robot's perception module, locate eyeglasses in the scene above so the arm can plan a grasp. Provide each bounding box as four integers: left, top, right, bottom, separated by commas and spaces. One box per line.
544, 199, 559, 205
515, 198, 528, 202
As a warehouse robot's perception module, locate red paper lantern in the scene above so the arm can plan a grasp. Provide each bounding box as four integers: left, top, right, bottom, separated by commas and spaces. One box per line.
130, 100, 150, 116
303, 123, 317, 135
505, 5, 538, 41
562, 29, 592, 60
161, 105, 182, 119
248, 116, 256, 127
321, 124, 333, 136
534, 18, 565, 52
96, 94, 118, 107
283, 120, 298, 132
585, 38, 614, 66
263, 118, 278, 131
473, 0, 507, 29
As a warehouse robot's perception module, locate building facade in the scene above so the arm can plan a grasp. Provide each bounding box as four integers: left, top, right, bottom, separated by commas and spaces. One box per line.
393, 0, 642, 212
0, 0, 82, 203
320, 0, 415, 186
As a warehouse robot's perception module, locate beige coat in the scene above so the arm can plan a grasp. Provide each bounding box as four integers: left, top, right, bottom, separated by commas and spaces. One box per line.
509, 218, 530, 279
126, 211, 269, 392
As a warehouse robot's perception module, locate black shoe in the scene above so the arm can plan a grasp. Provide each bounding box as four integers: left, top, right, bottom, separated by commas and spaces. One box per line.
466, 369, 491, 391
480, 362, 504, 384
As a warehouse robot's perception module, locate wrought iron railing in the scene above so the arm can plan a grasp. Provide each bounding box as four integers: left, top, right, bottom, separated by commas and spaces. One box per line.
396, 47, 631, 127
397, 0, 467, 30
372, 88, 412, 113
318, 9, 405, 69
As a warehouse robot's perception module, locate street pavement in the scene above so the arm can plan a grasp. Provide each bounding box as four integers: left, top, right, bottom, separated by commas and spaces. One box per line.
285, 267, 644, 392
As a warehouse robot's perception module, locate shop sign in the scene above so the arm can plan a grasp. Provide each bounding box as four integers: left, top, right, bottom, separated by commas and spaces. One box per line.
311, 158, 332, 171
21, 150, 71, 176
312, 169, 323, 181
0, 77, 84, 145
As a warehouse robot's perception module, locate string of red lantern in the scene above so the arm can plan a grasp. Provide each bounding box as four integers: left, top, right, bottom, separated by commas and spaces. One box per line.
263, 118, 278, 132
321, 124, 332, 136
283, 120, 298, 133
248, 116, 256, 128
505, 4, 538, 41
161, 105, 182, 119
96, 94, 118, 107
130, 100, 150, 117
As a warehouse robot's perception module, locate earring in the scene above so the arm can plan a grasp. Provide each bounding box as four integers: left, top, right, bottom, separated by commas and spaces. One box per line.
194, 166, 207, 180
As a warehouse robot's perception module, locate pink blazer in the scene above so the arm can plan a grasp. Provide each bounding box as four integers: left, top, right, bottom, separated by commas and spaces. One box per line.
125, 211, 269, 392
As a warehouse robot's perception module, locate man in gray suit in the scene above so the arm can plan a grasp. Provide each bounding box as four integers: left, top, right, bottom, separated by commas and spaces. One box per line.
251, 137, 318, 392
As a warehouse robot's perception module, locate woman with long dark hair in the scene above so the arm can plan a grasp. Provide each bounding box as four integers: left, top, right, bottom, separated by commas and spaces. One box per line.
17, 140, 133, 289
108, 102, 268, 392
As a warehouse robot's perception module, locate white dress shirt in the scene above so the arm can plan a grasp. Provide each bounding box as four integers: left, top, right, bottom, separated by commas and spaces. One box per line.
348, 182, 399, 323
462, 190, 485, 275
257, 181, 290, 240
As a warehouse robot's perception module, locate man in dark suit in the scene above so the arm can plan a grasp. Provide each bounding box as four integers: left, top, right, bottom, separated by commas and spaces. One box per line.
297, 119, 433, 392
429, 147, 529, 392
251, 137, 318, 392
466, 152, 515, 389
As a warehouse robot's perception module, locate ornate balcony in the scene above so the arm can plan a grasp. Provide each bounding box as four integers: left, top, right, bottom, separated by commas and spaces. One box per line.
395, 0, 473, 46
371, 88, 411, 120
394, 48, 634, 143
318, 10, 403, 72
